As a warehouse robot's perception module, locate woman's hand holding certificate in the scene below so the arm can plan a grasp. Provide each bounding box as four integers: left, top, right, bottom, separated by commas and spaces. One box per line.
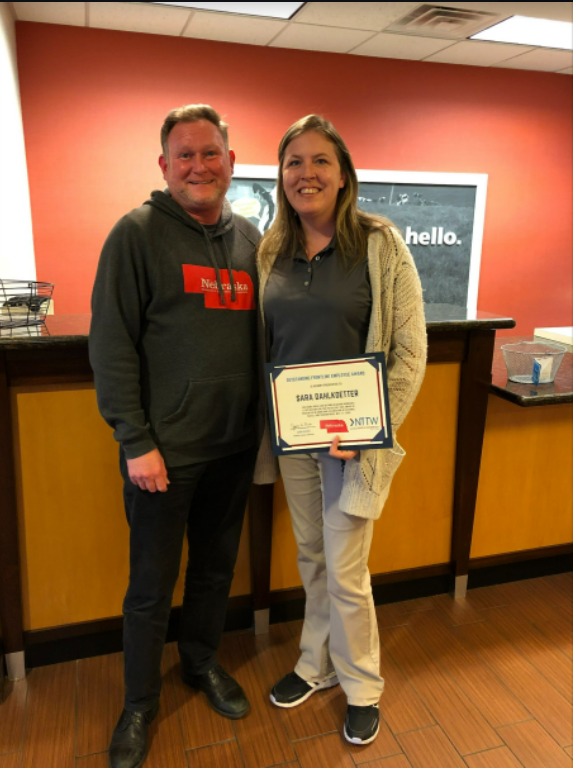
265, 353, 393, 457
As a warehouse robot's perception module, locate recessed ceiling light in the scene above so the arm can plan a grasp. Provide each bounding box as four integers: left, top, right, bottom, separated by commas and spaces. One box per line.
471, 16, 573, 51
150, 2, 305, 20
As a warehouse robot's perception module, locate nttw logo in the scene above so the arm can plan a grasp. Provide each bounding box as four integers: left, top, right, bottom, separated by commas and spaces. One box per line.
350, 416, 379, 427
405, 226, 461, 247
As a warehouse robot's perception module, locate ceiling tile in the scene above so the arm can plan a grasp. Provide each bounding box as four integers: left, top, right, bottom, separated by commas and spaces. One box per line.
184, 11, 286, 45
269, 23, 374, 53
438, 2, 573, 24
424, 40, 534, 66
89, 2, 191, 36
12, 2, 86, 26
351, 32, 454, 60
496, 47, 573, 72
293, 2, 419, 32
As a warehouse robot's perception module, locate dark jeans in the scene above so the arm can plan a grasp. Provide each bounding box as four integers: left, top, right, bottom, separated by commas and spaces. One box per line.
120, 446, 256, 712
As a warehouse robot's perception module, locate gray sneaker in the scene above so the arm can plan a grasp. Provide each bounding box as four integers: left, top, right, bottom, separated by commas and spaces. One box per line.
270, 671, 339, 708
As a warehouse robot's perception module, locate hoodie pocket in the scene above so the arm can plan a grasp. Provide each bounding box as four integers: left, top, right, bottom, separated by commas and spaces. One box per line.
157, 373, 255, 451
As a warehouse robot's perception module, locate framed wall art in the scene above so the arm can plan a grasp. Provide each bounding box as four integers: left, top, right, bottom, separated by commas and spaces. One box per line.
230, 165, 488, 312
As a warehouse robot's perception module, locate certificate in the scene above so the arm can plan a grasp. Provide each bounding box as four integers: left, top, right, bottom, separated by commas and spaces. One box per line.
265, 353, 393, 456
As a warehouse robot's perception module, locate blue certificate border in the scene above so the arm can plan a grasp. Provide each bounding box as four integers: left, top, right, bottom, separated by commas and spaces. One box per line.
264, 353, 393, 457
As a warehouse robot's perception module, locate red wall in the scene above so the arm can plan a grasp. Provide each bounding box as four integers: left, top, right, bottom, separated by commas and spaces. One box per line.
17, 22, 573, 334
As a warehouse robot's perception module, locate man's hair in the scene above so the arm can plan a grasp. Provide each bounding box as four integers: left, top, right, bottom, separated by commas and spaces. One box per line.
258, 114, 392, 270
160, 104, 229, 156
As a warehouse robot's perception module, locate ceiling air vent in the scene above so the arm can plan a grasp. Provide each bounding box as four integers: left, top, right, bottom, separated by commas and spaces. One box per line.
386, 4, 502, 40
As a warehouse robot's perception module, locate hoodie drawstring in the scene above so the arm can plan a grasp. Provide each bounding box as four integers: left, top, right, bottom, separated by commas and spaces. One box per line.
222, 238, 237, 303
201, 225, 235, 307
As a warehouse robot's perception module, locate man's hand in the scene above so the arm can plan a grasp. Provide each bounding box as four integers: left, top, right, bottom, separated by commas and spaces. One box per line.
329, 435, 358, 461
127, 449, 170, 493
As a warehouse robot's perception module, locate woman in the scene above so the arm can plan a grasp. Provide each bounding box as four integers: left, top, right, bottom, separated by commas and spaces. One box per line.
254, 115, 426, 745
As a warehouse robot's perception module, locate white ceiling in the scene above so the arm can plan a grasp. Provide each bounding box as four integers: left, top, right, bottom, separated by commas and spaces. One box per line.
9, 1, 573, 73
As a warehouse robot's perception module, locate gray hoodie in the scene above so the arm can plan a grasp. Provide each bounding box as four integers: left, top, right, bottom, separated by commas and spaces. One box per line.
89, 190, 260, 466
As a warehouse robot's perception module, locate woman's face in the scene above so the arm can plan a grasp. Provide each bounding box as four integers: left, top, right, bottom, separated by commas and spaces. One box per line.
282, 131, 345, 227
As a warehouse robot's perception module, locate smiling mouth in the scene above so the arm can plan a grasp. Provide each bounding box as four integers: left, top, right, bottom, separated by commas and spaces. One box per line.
299, 188, 320, 194
189, 180, 214, 185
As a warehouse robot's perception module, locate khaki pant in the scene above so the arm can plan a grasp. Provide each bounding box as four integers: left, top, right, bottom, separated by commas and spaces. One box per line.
279, 452, 384, 706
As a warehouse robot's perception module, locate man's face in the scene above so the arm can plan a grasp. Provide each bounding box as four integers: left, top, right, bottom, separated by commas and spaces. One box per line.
158, 120, 235, 225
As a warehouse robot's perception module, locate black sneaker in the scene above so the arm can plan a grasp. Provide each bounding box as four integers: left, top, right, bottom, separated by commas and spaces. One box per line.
344, 704, 380, 745
270, 671, 339, 708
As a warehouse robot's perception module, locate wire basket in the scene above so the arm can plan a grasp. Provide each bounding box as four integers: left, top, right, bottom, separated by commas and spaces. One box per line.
501, 341, 566, 384
0, 279, 54, 329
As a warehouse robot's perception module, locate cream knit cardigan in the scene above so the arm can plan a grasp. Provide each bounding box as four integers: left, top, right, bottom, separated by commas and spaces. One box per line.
253, 227, 427, 520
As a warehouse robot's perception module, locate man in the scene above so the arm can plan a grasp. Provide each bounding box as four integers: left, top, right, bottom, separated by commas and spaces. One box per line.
89, 104, 260, 768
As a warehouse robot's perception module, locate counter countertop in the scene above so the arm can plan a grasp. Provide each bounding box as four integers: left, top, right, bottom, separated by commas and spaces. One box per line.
491, 336, 572, 407
0, 305, 516, 350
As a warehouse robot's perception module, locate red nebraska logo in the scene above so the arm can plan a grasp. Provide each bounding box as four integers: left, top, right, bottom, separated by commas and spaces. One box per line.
320, 420, 348, 433
182, 265, 255, 310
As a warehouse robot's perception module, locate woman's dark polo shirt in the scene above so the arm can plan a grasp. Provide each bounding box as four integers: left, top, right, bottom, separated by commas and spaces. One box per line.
264, 239, 372, 365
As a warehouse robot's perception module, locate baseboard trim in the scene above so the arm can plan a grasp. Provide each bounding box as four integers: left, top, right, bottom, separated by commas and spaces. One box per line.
23, 546, 572, 668
469, 543, 573, 570
24, 595, 253, 669
467, 544, 573, 588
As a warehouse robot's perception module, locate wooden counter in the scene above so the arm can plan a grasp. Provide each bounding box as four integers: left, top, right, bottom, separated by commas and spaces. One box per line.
2, 307, 537, 676
469, 337, 573, 571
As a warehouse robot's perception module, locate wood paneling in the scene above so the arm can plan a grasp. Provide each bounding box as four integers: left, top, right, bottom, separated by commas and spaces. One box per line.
0, 352, 24, 654
472, 398, 573, 558
21, 662, 76, 768
0, 754, 22, 768
368, 363, 459, 575
381, 626, 502, 755
497, 720, 572, 768
456, 620, 572, 747
6, 347, 93, 386
451, 329, 496, 578
0, 679, 27, 754
270, 364, 460, 592
397, 726, 466, 768
12, 385, 251, 631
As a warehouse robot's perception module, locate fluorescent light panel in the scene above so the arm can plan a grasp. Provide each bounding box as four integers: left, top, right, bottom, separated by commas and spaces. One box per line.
151, 2, 305, 19
472, 16, 573, 51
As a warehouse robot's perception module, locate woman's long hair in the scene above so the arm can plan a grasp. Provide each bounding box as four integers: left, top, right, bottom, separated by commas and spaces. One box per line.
258, 115, 393, 270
